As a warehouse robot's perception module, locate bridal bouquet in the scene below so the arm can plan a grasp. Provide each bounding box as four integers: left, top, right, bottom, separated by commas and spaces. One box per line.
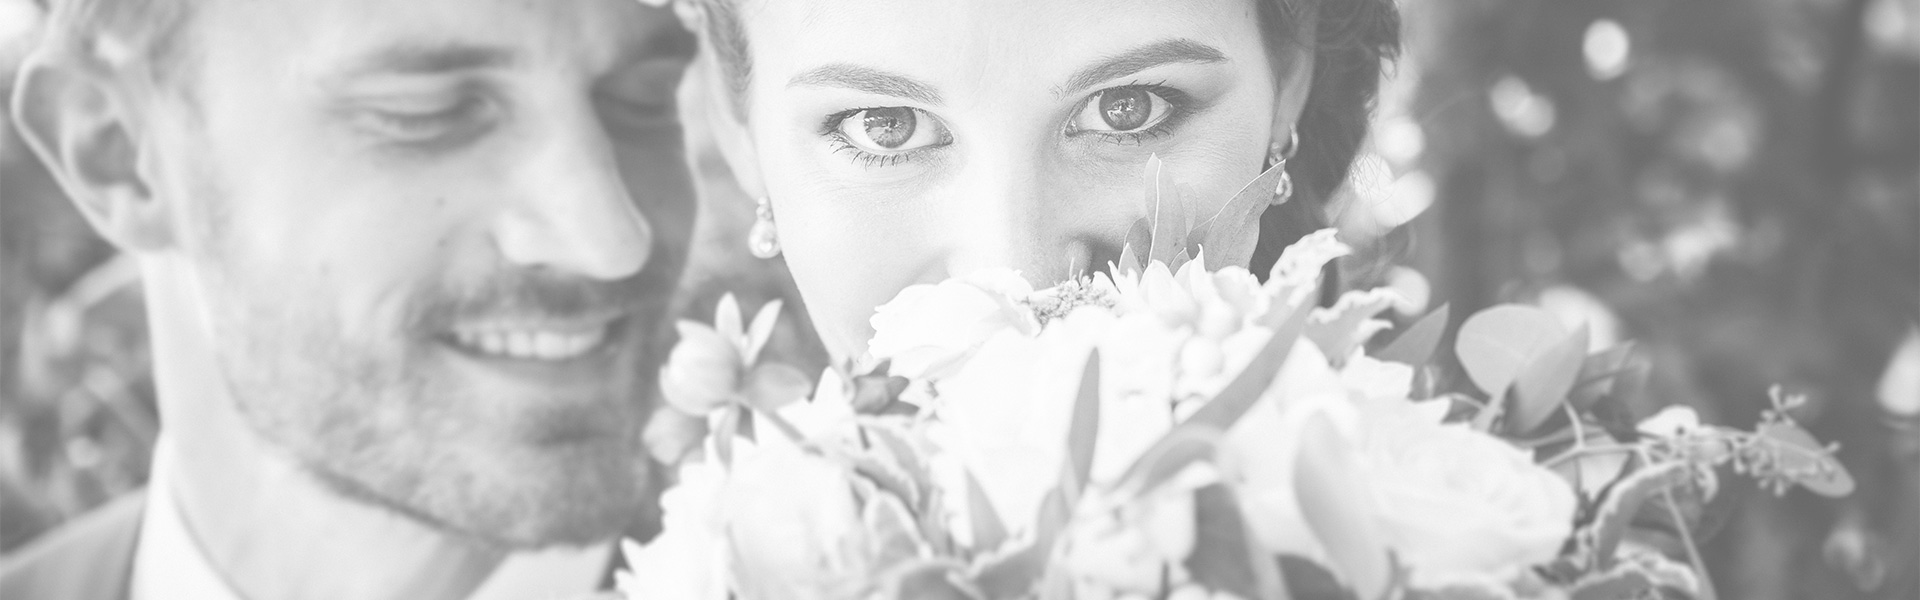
623, 177, 1852, 600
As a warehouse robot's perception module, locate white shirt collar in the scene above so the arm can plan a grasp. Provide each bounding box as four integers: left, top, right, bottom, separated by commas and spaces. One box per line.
130, 437, 614, 600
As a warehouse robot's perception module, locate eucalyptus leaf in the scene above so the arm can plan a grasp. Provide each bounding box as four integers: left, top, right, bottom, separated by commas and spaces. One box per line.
1376, 304, 1451, 367
1455, 304, 1568, 399
1507, 325, 1589, 435
1568, 342, 1638, 413
1755, 420, 1856, 497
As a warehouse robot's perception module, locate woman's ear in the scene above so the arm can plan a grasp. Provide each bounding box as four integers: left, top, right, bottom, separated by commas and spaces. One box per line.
1270, 26, 1317, 145
690, 46, 767, 202
13, 57, 172, 252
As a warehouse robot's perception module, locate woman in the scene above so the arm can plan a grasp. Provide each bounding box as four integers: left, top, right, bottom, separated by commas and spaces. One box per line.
685, 0, 1398, 365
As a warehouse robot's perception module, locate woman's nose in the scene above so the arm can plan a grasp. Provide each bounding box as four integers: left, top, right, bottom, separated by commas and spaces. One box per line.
937, 153, 1096, 286
491, 105, 653, 280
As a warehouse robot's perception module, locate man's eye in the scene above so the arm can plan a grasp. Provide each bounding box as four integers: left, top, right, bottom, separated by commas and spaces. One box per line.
358, 96, 491, 146
833, 107, 949, 154
1069, 86, 1177, 133
597, 93, 678, 132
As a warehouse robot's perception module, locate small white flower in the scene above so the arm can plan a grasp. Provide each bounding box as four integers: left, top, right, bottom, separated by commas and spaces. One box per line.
1636, 405, 1702, 438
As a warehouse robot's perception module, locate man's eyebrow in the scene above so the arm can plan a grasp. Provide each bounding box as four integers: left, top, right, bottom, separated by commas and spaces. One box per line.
787, 64, 942, 105
337, 43, 518, 78
1057, 38, 1228, 96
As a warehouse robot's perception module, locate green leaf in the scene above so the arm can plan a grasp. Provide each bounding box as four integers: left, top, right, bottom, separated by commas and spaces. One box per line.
1276, 556, 1359, 600
1064, 350, 1102, 499
1294, 414, 1391, 600
1567, 569, 1655, 600
1376, 304, 1451, 367
1141, 153, 1194, 265
1586, 461, 1689, 569
1568, 342, 1639, 413
1194, 159, 1290, 270
864, 490, 931, 570
1188, 484, 1289, 600
1455, 304, 1568, 399
1507, 325, 1590, 435
884, 560, 986, 600
1754, 420, 1856, 497
1110, 302, 1312, 497
1116, 243, 1143, 277
1109, 425, 1226, 501
964, 470, 1010, 553
972, 487, 1072, 598
1182, 299, 1314, 430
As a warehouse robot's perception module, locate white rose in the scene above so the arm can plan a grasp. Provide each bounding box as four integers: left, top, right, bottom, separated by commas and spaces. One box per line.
1359, 408, 1577, 584
867, 270, 1039, 380
721, 445, 871, 600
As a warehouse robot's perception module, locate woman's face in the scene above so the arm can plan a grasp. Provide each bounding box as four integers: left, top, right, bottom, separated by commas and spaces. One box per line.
720, 0, 1304, 360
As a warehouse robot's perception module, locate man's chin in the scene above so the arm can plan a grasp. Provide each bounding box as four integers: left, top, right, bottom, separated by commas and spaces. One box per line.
309, 438, 652, 550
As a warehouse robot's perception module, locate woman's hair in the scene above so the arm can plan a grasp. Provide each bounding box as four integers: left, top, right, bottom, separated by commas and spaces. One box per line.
1250, 0, 1400, 281
692, 0, 1401, 283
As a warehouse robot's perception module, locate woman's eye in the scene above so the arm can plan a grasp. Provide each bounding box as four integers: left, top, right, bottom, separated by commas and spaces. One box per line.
1070, 86, 1177, 134
834, 107, 948, 154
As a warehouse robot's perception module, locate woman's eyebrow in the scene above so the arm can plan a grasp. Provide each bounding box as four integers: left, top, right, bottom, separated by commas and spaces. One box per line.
1056, 38, 1228, 97
787, 63, 943, 105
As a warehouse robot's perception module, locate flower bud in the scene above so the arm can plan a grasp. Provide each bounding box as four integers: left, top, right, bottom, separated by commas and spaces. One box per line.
660, 321, 743, 415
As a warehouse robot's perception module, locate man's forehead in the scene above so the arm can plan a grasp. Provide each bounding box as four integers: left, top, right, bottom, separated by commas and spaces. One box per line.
198, 0, 691, 78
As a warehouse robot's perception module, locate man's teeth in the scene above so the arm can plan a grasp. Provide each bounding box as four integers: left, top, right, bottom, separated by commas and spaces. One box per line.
453, 327, 609, 360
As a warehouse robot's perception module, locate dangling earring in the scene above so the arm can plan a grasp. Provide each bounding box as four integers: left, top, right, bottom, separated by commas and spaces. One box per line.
748, 196, 781, 259
1267, 129, 1299, 206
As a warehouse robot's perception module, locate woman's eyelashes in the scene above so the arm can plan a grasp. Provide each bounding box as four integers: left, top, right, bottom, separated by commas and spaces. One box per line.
823, 106, 952, 167
816, 83, 1193, 167
1066, 83, 1193, 145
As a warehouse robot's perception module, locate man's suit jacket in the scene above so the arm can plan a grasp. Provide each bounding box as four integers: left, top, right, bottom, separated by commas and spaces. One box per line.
0, 492, 145, 600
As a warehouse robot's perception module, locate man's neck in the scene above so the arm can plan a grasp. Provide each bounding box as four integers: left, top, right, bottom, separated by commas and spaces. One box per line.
144, 267, 509, 600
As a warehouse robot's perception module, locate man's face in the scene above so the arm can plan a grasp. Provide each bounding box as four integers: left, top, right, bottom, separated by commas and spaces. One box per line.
152, 0, 696, 546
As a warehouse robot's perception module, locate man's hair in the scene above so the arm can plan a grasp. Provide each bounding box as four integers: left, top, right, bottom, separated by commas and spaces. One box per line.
688, 0, 1401, 279
35, 0, 197, 88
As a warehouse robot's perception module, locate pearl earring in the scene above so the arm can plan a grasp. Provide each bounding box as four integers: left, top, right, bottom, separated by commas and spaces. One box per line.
1267, 129, 1299, 206
748, 196, 781, 259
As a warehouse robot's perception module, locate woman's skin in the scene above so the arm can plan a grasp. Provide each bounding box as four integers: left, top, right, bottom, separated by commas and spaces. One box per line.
703, 0, 1316, 363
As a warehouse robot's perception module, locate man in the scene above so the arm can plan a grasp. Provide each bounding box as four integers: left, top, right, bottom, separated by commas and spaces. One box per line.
0, 0, 698, 598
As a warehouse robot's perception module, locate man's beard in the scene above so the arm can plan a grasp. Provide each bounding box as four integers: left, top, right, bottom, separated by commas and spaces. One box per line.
199, 260, 671, 549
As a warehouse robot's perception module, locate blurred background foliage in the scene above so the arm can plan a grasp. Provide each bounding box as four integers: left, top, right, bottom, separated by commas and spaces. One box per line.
1, 0, 1914, 598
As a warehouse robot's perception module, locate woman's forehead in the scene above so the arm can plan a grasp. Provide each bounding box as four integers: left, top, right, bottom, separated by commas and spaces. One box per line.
742, 0, 1268, 89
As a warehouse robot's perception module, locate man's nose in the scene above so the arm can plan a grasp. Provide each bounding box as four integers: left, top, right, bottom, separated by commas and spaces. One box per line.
939, 153, 1093, 285
492, 109, 652, 280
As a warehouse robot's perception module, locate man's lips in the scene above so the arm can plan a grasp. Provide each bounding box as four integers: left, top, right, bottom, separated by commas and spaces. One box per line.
439, 314, 629, 362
